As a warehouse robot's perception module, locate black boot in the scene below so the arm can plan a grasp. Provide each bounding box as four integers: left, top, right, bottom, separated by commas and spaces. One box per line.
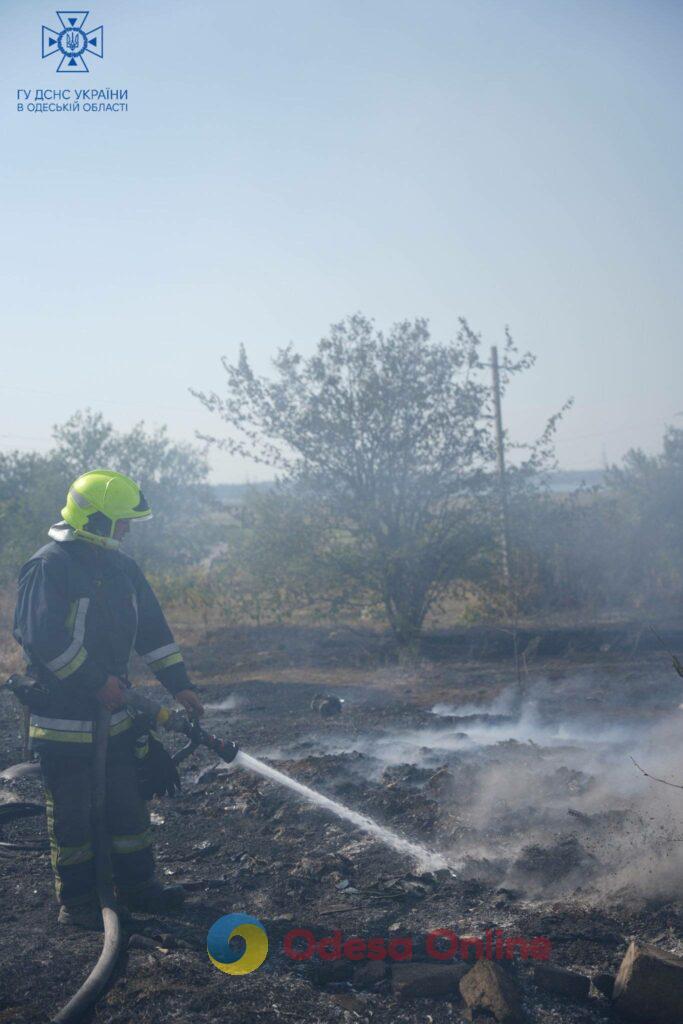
118, 880, 185, 913
58, 902, 103, 930
59, 900, 132, 928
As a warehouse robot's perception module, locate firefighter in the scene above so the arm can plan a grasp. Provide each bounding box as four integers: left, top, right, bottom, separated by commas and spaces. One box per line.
12, 469, 205, 928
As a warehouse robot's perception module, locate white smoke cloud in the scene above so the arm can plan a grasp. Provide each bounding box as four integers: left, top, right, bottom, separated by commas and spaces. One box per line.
204, 693, 242, 712
280, 677, 683, 899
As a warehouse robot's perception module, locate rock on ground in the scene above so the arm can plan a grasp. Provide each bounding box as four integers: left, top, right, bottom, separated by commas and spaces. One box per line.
353, 960, 387, 989
459, 960, 525, 1023
532, 963, 590, 1000
592, 972, 615, 999
392, 962, 468, 999
613, 941, 683, 1024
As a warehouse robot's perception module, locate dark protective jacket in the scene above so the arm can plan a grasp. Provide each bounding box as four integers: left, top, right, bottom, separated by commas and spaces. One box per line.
13, 526, 194, 756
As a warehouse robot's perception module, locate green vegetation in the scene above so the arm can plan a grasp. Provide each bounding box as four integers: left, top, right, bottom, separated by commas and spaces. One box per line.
0, 410, 219, 581
193, 315, 567, 643
2, 319, 682, 641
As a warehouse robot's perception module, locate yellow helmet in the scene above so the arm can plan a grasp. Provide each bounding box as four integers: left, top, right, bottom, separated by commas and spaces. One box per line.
62, 469, 152, 548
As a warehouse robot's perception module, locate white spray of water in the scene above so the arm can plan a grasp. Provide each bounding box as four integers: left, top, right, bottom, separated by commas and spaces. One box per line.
204, 694, 241, 711
234, 750, 453, 873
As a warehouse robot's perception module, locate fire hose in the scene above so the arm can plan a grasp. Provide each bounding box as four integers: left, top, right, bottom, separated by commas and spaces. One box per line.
52, 706, 123, 1024
4, 682, 447, 1019
48, 692, 238, 1024
0, 677, 239, 1024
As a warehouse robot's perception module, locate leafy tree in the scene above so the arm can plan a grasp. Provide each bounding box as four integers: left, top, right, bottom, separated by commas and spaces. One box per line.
0, 451, 66, 584
0, 410, 215, 582
501, 482, 622, 617
53, 409, 216, 570
602, 427, 683, 608
52, 410, 209, 489
193, 314, 565, 643
224, 484, 371, 626
490, 427, 683, 620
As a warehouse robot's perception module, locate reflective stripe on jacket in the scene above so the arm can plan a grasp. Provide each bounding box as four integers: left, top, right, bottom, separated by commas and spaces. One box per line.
29, 708, 135, 745
13, 531, 192, 756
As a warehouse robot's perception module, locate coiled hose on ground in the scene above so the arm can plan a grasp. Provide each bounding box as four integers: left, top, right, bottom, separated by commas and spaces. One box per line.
51, 706, 124, 1024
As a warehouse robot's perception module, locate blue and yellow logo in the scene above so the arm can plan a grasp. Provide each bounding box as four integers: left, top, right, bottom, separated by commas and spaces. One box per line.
207, 913, 268, 975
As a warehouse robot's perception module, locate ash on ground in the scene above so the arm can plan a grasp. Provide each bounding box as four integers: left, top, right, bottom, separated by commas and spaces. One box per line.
2, 628, 683, 1023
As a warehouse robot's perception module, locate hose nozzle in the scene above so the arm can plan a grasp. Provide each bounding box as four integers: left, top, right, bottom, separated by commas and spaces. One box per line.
123, 690, 238, 764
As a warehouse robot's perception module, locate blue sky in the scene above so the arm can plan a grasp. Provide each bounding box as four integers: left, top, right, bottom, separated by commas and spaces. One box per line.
1, 0, 682, 480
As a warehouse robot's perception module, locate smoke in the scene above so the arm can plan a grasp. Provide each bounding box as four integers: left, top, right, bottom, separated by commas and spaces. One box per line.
204, 693, 241, 712
285, 676, 683, 900
439, 693, 683, 899
432, 687, 521, 718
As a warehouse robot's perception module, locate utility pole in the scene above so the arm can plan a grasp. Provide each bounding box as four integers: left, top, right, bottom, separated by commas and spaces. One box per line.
490, 346, 511, 585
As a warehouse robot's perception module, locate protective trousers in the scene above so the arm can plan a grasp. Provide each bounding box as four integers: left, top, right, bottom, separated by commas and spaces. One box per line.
41, 745, 154, 907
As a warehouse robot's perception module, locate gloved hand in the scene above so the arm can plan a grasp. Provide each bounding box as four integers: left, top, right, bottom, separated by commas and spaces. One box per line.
136, 731, 182, 799
175, 688, 204, 718
98, 675, 128, 710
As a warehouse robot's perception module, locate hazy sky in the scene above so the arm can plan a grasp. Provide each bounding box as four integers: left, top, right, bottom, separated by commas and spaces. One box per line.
1, 1, 682, 480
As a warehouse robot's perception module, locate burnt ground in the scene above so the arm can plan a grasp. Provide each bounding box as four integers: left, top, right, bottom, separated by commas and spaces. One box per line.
2, 622, 683, 1023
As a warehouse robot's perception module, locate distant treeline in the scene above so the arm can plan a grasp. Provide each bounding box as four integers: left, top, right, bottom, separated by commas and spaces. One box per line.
211, 471, 607, 503
2, 314, 682, 642
1, 409, 682, 638
212, 481, 274, 502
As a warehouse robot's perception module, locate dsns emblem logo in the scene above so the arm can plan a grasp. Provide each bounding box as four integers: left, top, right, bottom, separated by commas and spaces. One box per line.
207, 914, 268, 975
42, 11, 104, 73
